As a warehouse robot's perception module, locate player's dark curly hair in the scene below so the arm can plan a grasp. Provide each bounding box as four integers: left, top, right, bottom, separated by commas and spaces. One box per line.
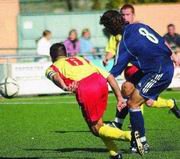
100, 10, 125, 35
50, 42, 67, 62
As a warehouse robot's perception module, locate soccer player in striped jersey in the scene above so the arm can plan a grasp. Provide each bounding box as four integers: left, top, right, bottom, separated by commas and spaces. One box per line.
103, 4, 180, 135
100, 10, 179, 156
46, 43, 144, 159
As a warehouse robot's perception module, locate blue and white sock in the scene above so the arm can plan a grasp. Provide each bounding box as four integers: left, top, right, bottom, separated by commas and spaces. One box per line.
129, 108, 145, 137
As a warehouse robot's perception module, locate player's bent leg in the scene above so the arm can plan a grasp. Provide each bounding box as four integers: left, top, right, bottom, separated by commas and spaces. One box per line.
102, 137, 122, 159
89, 116, 144, 156
146, 97, 174, 108
98, 124, 131, 141
89, 118, 131, 141
134, 70, 175, 152
121, 81, 135, 98
108, 82, 135, 129
89, 118, 104, 137
89, 118, 126, 159
146, 97, 180, 118
122, 81, 144, 114
108, 106, 129, 129
127, 89, 147, 155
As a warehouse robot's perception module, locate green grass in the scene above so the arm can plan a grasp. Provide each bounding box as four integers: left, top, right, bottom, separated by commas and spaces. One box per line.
0, 91, 180, 159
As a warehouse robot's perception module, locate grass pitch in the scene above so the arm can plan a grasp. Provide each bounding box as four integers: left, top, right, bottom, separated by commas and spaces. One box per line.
0, 91, 180, 159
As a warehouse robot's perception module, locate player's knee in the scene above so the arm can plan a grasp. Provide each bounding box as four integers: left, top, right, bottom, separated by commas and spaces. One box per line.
127, 100, 135, 108
146, 99, 154, 107
90, 128, 99, 137
127, 99, 142, 109
90, 121, 104, 137
121, 81, 135, 98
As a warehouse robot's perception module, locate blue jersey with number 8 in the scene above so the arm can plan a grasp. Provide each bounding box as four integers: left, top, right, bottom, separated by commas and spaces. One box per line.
110, 23, 173, 77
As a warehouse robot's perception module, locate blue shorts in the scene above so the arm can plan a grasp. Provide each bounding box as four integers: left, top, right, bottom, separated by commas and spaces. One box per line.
136, 67, 174, 100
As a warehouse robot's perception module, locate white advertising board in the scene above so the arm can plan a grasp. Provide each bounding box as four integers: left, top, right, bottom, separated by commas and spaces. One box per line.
7, 62, 180, 96
10, 62, 63, 95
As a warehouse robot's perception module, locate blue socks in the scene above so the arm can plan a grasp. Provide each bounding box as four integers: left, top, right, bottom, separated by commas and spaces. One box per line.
129, 108, 145, 137
114, 106, 129, 128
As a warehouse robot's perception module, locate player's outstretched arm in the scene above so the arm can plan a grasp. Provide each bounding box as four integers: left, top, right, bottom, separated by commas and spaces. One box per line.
46, 68, 68, 91
103, 52, 115, 66
107, 74, 126, 111
51, 73, 68, 91
48, 73, 68, 91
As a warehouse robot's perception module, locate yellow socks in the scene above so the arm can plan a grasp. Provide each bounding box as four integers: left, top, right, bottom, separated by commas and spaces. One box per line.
98, 124, 131, 141
101, 137, 118, 156
99, 125, 131, 157
151, 97, 174, 109
141, 104, 144, 114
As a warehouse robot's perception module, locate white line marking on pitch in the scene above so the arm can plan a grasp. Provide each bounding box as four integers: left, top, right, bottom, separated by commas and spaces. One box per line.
0, 100, 179, 105
1, 91, 180, 101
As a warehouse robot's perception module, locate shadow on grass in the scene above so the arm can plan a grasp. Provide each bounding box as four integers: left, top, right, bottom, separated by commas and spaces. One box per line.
23, 148, 101, 159
0, 157, 40, 159
53, 130, 90, 134
24, 147, 134, 155
146, 128, 169, 131
152, 145, 180, 152
25, 147, 107, 153
0, 157, 92, 159
53, 157, 95, 159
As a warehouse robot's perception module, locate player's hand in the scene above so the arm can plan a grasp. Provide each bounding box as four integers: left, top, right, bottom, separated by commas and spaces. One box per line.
172, 53, 180, 66
176, 54, 180, 66
67, 81, 79, 92
117, 98, 127, 112
102, 58, 108, 66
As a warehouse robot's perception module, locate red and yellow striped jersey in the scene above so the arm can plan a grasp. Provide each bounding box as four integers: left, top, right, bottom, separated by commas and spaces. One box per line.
46, 56, 109, 86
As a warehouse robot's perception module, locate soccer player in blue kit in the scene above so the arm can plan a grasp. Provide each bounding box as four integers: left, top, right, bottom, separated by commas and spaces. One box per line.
100, 10, 177, 154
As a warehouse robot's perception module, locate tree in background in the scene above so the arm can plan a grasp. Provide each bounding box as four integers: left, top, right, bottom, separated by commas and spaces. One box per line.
105, 0, 180, 9
20, 0, 180, 13
106, 0, 140, 9
66, 0, 73, 11
91, 0, 102, 10
106, 0, 124, 9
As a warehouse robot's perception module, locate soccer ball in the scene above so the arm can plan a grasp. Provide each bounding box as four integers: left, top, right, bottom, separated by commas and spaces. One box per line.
0, 77, 19, 98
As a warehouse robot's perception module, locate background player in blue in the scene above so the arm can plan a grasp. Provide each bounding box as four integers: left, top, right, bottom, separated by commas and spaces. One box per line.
100, 10, 177, 154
